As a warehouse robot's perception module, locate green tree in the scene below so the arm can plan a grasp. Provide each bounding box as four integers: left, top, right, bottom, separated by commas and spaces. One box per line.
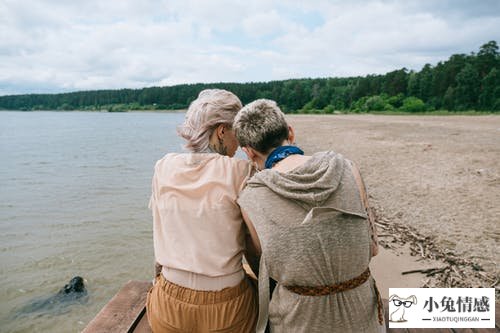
455, 63, 480, 110
401, 97, 427, 112
365, 95, 392, 111
443, 86, 455, 110
382, 68, 408, 96
407, 71, 419, 97
387, 93, 405, 108
477, 41, 499, 77
479, 68, 500, 110
418, 64, 434, 102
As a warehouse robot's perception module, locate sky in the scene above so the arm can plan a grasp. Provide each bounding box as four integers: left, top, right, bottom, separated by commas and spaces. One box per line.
1, 0, 499, 96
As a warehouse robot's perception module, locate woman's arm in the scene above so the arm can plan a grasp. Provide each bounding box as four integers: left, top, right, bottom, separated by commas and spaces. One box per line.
351, 162, 380, 257
149, 168, 163, 279
241, 208, 262, 276
154, 262, 162, 278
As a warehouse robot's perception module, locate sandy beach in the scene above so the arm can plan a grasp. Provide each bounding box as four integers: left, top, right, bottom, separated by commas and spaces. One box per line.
286, 114, 500, 297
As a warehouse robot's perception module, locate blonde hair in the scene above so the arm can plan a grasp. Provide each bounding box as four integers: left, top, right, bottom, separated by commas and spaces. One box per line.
177, 89, 242, 152
233, 99, 289, 154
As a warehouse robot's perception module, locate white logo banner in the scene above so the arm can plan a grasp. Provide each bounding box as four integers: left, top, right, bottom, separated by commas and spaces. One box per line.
388, 288, 495, 328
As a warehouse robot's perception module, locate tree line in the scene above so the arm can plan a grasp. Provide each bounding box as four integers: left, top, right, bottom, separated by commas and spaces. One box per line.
0, 41, 498, 113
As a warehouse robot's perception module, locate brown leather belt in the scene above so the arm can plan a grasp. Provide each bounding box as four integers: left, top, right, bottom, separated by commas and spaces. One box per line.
284, 268, 384, 325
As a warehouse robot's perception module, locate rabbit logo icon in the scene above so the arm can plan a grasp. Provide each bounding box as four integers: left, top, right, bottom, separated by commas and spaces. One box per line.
389, 294, 417, 323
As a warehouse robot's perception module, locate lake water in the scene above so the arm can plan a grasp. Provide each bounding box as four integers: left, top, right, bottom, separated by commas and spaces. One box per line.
0, 111, 189, 332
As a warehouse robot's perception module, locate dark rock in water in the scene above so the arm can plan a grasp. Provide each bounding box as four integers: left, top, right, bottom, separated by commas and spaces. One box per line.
62, 276, 86, 294
16, 276, 88, 317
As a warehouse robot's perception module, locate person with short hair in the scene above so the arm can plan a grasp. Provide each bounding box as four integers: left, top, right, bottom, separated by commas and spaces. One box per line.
233, 99, 385, 333
146, 89, 258, 333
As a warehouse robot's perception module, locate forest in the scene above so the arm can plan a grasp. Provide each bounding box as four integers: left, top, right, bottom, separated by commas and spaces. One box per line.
0, 41, 498, 113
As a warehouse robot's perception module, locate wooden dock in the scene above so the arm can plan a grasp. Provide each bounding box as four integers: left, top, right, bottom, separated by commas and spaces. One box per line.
82, 280, 152, 333
83, 280, 499, 333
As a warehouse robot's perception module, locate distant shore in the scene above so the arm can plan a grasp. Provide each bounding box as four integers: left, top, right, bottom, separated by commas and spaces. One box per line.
0, 109, 188, 113
1, 109, 499, 117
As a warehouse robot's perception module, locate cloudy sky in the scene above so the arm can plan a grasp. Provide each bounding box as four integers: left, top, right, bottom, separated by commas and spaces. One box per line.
1, 0, 499, 96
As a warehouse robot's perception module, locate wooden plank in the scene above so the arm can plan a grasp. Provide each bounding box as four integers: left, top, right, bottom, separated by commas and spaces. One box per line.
83, 280, 152, 333
131, 308, 152, 333
84, 285, 495, 333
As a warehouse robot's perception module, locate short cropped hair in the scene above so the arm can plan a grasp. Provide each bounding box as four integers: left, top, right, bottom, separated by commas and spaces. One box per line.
233, 99, 289, 154
177, 89, 242, 152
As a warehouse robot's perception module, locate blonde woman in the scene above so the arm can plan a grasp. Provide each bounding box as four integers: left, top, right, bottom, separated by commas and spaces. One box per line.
234, 99, 384, 333
146, 89, 258, 332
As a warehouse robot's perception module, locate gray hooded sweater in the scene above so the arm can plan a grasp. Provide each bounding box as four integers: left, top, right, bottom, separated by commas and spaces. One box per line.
237, 151, 385, 333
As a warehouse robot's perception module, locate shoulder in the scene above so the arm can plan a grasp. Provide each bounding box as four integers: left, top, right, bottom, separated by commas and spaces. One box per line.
314, 150, 349, 161
210, 155, 253, 176
237, 186, 254, 210
213, 154, 250, 166
153, 153, 182, 171
313, 150, 353, 170
237, 176, 269, 206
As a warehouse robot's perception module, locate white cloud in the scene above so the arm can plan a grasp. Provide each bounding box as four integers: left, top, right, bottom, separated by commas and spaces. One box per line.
261, 1, 500, 78
242, 10, 292, 38
0, 0, 499, 95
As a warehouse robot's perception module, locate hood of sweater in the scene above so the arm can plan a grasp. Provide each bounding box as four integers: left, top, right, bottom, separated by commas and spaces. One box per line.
246, 151, 347, 211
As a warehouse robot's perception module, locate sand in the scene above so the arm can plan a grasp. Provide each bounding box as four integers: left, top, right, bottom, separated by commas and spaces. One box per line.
369, 247, 428, 299
286, 114, 500, 295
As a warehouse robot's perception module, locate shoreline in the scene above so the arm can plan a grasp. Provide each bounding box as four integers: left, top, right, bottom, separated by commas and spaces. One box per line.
1, 109, 499, 116
370, 247, 429, 299
0, 109, 187, 113
369, 219, 499, 299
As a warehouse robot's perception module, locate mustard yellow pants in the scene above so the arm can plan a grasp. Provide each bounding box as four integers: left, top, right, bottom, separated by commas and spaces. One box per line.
146, 274, 258, 333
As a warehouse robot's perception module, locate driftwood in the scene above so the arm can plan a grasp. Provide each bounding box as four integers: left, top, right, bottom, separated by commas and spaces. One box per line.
417, 242, 425, 257
402, 267, 447, 276
372, 206, 499, 300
